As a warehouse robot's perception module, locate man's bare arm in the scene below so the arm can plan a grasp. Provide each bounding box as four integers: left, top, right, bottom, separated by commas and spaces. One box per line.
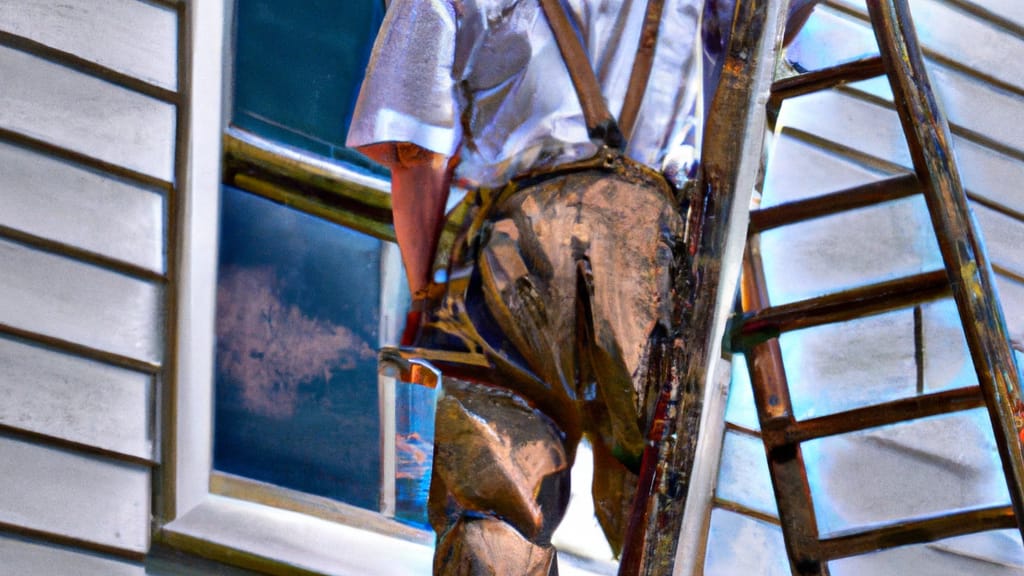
360, 141, 453, 297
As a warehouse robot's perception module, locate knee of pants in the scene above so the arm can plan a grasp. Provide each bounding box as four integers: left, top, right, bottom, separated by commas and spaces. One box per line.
433, 517, 558, 576
431, 381, 572, 542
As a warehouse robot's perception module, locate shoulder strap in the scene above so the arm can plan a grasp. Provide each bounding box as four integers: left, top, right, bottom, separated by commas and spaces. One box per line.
619, 0, 665, 141
538, 0, 624, 149
537, 0, 665, 149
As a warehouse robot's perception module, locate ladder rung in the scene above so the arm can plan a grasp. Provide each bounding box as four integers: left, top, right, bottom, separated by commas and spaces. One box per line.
733, 270, 950, 348
779, 386, 984, 444
749, 174, 919, 233
818, 505, 1016, 561
770, 56, 885, 109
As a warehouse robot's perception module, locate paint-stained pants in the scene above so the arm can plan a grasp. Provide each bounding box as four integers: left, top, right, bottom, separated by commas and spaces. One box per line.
429, 162, 684, 574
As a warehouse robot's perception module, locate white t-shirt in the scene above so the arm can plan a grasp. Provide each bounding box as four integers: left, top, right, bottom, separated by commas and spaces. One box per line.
347, 0, 710, 188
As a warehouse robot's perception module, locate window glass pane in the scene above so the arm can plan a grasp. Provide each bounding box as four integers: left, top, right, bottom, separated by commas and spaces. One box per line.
803, 409, 1010, 536
394, 380, 437, 527
214, 185, 382, 510
232, 0, 387, 176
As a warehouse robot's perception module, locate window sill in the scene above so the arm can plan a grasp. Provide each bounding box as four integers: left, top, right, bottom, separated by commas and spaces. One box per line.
159, 495, 433, 576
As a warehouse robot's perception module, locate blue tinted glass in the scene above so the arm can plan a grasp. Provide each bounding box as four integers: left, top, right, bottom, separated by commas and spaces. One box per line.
232, 0, 388, 177
394, 380, 438, 527
214, 185, 382, 510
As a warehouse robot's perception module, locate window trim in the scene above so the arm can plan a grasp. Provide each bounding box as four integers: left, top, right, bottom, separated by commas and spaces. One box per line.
156, 2, 440, 574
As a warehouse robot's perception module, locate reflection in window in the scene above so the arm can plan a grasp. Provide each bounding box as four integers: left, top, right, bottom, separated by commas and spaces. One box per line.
214, 185, 383, 509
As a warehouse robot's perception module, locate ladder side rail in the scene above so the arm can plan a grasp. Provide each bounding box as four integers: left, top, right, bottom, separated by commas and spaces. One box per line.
634, 0, 792, 572
741, 240, 829, 576
867, 0, 1024, 538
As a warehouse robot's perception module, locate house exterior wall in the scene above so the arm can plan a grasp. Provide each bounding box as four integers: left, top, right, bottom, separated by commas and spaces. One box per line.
0, 0, 1023, 574
0, 0, 183, 572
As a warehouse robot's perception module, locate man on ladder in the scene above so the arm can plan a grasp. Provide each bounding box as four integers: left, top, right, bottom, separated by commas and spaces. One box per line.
347, 0, 813, 573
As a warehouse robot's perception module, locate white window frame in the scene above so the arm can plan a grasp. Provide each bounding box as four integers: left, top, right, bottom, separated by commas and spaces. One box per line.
158, 2, 437, 574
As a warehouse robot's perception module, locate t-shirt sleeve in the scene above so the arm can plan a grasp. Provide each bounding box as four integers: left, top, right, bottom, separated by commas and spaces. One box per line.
346, 0, 461, 157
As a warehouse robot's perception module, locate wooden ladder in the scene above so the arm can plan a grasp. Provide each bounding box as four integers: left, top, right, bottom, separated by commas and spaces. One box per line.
728, 0, 1024, 573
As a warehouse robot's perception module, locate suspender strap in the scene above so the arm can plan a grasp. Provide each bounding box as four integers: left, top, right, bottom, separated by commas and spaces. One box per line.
619, 0, 665, 141
538, 0, 665, 149
538, 0, 624, 149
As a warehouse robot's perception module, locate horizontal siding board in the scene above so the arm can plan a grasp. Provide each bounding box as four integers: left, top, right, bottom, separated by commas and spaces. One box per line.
760, 195, 941, 304
791, 7, 1024, 154
0, 534, 144, 576
927, 62, 1024, 157
779, 90, 1024, 212
0, 0, 178, 91
827, 0, 1024, 94
0, 335, 152, 460
974, 203, 1024, 278
0, 239, 163, 364
996, 275, 1024, 346
0, 45, 175, 182
0, 140, 164, 273
963, 0, 1024, 30
804, 409, 1008, 535
956, 138, 1024, 218
717, 431, 778, 517
761, 133, 887, 207
0, 435, 150, 553
779, 91, 911, 169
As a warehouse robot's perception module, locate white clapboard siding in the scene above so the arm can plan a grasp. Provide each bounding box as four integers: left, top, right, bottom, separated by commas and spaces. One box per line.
975, 204, 1024, 277
829, 0, 1024, 95
0, 335, 153, 460
760, 195, 941, 304
830, 534, 1023, 576
0, 435, 150, 553
956, 138, 1024, 217
0, 141, 165, 273
703, 509, 789, 576
0, 45, 176, 181
0, 0, 177, 90
787, 7, 1024, 172
996, 276, 1024, 345
716, 431, 778, 517
0, 534, 144, 576
762, 133, 888, 207
0, 239, 163, 364
783, 308, 918, 418
804, 408, 1007, 535
778, 91, 911, 168
967, 0, 1024, 29
920, 299, 976, 396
